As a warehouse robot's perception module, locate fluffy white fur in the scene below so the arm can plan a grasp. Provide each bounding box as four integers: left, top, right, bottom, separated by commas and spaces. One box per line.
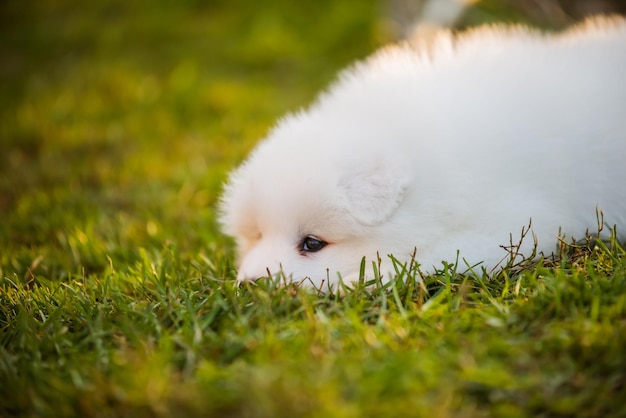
220, 16, 626, 289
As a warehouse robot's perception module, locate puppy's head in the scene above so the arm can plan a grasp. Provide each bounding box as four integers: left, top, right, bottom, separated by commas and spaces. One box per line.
219, 113, 410, 289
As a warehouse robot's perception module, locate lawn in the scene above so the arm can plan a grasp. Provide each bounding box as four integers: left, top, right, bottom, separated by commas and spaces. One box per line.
1, 1, 625, 417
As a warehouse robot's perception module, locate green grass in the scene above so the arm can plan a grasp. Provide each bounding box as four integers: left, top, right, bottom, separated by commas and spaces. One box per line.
1, 1, 625, 417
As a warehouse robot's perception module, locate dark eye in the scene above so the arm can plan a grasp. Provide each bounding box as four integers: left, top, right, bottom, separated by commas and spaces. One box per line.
300, 236, 327, 253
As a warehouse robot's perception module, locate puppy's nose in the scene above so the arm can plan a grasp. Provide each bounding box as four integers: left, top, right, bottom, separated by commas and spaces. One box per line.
236, 270, 253, 283
239, 274, 266, 283
236, 268, 270, 283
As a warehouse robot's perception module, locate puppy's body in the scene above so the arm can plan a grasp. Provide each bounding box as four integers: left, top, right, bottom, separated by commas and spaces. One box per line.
220, 17, 626, 288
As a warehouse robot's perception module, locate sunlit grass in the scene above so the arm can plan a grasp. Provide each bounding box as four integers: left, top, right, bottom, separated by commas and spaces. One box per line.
1, 1, 625, 417
2, 233, 625, 416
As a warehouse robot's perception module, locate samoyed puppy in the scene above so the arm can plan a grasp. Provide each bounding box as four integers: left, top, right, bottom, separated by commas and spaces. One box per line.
220, 16, 626, 289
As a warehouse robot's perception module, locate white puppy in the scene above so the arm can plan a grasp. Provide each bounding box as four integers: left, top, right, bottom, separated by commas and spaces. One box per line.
220, 16, 626, 289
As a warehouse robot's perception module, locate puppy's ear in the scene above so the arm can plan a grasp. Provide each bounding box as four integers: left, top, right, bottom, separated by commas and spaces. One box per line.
340, 163, 409, 226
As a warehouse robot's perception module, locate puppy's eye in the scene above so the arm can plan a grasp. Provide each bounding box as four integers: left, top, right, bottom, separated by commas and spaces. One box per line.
300, 236, 327, 253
